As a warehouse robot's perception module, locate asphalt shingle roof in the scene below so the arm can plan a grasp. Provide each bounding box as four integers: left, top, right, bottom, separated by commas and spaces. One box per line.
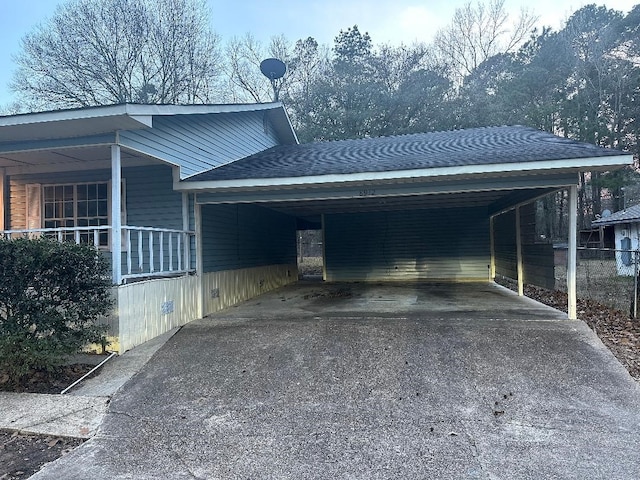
186, 125, 627, 182
592, 204, 640, 226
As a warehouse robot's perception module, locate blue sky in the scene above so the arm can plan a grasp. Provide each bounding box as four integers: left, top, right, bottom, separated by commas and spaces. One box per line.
0, 0, 637, 107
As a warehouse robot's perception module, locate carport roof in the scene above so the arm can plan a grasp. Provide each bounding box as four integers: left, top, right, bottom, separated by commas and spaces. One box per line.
185, 125, 629, 183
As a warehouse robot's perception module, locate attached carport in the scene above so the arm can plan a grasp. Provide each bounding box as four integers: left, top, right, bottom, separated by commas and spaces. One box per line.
177, 126, 633, 319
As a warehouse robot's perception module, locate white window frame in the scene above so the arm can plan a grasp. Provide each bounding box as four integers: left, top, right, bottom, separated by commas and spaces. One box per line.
27, 180, 127, 251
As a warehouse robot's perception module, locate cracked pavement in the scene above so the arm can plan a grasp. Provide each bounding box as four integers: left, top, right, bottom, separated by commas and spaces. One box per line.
31, 282, 640, 479
0, 392, 108, 438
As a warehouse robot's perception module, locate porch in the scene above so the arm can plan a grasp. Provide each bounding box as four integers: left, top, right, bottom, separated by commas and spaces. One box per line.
1, 224, 195, 284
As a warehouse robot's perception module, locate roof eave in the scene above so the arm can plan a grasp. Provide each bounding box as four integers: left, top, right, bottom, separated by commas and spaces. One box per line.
177, 154, 635, 192
0, 102, 296, 144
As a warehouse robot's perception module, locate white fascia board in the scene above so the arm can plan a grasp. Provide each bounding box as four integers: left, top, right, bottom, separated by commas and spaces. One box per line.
0, 102, 283, 128
123, 102, 284, 117
0, 104, 130, 127
176, 154, 634, 191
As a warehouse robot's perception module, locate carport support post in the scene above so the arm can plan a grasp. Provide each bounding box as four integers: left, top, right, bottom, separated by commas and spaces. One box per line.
321, 214, 327, 281
489, 216, 496, 280
568, 185, 578, 320
111, 144, 122, 285
515, 206, 524, 296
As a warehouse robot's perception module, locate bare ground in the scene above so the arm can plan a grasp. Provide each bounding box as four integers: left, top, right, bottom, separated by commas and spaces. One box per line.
0, 431, 84, 480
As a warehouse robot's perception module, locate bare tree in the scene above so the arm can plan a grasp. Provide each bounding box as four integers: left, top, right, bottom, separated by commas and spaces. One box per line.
222, 34, 293, 103
433, 0, 538, 83
11, 0, 221, 110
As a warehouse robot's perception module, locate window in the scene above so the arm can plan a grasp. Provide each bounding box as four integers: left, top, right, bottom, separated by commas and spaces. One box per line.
42, 183, 109, 247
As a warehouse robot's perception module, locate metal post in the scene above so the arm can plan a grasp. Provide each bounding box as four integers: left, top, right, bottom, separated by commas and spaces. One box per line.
634, 250, 638, 319
111, 144, 122, 285
489, 215, 496, 281
567, 185, 578, 320
321, 214, 327, 282
515, 206, 524, 296
0, 168, 5, 231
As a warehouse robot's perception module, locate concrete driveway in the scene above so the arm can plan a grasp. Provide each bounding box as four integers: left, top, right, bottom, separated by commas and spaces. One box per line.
33, 282, 640, 479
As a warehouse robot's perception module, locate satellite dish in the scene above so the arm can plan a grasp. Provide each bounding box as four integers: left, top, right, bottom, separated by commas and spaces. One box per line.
602, 209, 612, 218
260, 58, 286, 80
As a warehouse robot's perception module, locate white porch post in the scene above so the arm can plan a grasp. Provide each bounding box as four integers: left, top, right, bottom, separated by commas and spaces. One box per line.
182, 192, 190, 269
0, 168, 5, 231
568, 185, 578, 319
515, 206, 524, 296
489, 215, 496, 281
111, 144, 122, 285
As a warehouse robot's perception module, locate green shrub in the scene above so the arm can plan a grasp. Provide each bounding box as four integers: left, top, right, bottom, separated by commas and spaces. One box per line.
0, 237, 112, 386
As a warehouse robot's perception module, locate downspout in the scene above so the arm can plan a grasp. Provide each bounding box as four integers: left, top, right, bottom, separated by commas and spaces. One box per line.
567, 185, 578, 319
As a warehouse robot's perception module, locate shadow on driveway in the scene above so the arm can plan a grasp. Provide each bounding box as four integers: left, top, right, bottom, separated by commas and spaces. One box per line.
33, 282, 640, 479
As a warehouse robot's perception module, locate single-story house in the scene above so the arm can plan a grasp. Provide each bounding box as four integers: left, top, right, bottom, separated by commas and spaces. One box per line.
592, 204, 640, 276
0, 103, 634, 351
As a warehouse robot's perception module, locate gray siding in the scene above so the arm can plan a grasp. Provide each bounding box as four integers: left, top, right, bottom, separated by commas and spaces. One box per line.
201, 204, 296, 273
119, 111, 279, 179
122, 165, 185, 274
125, 165, 183, 229
324, 207, 490, 281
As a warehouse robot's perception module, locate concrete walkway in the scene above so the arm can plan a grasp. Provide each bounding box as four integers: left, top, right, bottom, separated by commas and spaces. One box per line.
0, 328, 177, 438
29, 282, 640, 479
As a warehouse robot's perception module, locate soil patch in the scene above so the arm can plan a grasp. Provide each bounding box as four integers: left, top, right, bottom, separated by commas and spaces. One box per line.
0, 430, 84, 480
0, 357, 104, 478
0, 363, 96, 395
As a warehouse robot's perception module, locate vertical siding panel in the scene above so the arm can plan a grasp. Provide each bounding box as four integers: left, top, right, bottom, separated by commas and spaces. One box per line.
324, 207, 490, 282
117, 275, 200, 353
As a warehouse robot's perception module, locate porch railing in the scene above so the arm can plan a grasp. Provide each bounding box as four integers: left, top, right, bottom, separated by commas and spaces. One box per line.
1, 225, 195, 284
122, 226, 195, 281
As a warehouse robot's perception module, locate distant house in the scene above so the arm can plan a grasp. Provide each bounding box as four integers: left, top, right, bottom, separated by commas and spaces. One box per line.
0, 106, 633, 351
592, 205, 640, 276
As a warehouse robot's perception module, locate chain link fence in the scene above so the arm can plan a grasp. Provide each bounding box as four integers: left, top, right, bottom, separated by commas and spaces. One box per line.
555, 248, 639, 317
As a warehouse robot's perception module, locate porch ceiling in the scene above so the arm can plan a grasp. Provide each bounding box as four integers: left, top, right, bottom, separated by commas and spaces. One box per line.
0, 145, 163, 172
